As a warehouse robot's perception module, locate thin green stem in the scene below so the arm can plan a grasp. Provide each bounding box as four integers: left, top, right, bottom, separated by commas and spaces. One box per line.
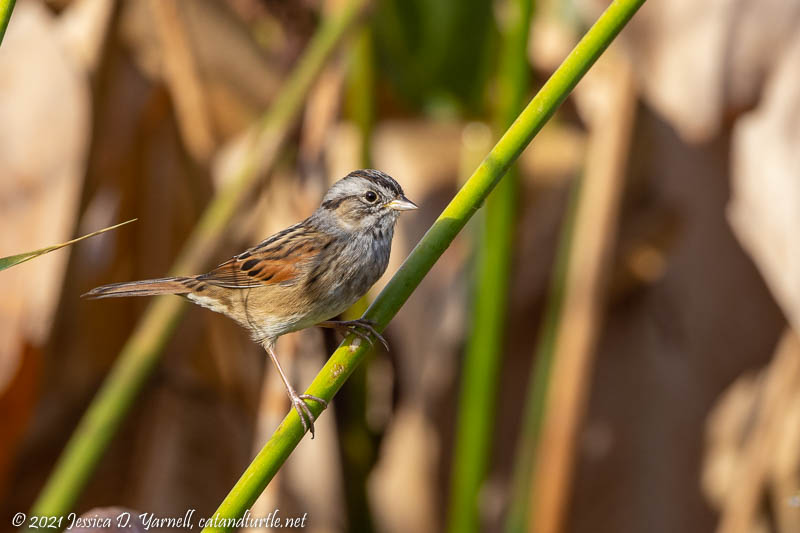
0, 219, 136, 271
446, 0, 534, 531
346, 26, 375, 168
27, 0, 368, 525
504, 174, 581, 533
203, 1, 646, 530
0, 0, 16, 47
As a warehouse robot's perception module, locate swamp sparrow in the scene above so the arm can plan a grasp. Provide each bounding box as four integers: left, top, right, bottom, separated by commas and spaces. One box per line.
84, 169, 417, 437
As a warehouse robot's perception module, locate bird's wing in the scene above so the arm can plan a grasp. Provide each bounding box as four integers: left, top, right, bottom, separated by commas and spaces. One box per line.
198, 226, 331, 289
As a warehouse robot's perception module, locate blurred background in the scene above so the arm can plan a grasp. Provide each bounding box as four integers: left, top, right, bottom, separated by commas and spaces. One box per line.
1, 0, 799, 532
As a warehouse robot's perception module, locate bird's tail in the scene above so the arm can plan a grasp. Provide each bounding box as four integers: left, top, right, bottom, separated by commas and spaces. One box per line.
82, 276, 195, 299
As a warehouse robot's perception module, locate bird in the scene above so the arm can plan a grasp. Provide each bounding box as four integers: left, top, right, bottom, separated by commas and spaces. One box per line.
83, 169, 417, 437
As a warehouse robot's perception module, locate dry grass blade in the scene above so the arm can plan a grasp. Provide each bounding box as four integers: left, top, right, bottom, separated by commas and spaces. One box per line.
529, 52, 636, 533
148, 0, 215, 163
716, 331, 800, 533
0, 219, 136, 272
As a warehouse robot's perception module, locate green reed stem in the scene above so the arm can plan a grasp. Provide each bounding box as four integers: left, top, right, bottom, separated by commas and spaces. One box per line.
202, 1, 647, 530
28, 0, 368, 525
0, 0, 16, 47
338, 25, 378, 533
346, 26, 375, 169
446, 0, 534, 531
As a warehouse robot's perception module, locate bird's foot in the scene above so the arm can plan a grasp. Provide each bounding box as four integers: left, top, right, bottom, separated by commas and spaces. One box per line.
289, 390, 328, 439
319, 319, 389, 350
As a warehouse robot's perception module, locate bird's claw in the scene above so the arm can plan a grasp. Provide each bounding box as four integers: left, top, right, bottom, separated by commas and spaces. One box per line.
289, 391, 327, 439
337, 319, 389, 351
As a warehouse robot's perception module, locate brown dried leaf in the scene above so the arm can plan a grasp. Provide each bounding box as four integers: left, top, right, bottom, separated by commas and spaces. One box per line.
0, 0, 91, 390
729, 31, 800, 334
609, 0, 800, 142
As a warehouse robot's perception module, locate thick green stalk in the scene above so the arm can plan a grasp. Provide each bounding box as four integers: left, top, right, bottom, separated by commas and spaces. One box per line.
202, 1, 646, 530
0, 0, 16, 47
446, 0, 533, 530
28, 0, 368, 524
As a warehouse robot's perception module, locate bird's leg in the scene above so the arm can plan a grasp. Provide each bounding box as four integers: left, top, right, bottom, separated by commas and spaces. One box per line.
263, 343, 328, 439
317, 319, 389, 351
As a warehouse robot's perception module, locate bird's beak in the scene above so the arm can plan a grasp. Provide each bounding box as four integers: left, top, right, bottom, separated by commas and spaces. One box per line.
384, 196, 418, 211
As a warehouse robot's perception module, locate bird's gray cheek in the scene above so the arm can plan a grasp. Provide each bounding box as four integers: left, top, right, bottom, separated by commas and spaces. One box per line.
361, 213, 382, 230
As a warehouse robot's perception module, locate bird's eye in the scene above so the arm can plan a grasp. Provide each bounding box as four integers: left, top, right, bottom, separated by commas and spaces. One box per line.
364, 190, 378, 203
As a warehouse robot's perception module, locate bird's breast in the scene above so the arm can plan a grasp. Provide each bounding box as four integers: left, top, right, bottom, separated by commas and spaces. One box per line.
309, 229, 391, 316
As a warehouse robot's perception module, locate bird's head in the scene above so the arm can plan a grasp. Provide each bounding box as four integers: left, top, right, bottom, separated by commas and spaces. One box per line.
317, 169, 417, 233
